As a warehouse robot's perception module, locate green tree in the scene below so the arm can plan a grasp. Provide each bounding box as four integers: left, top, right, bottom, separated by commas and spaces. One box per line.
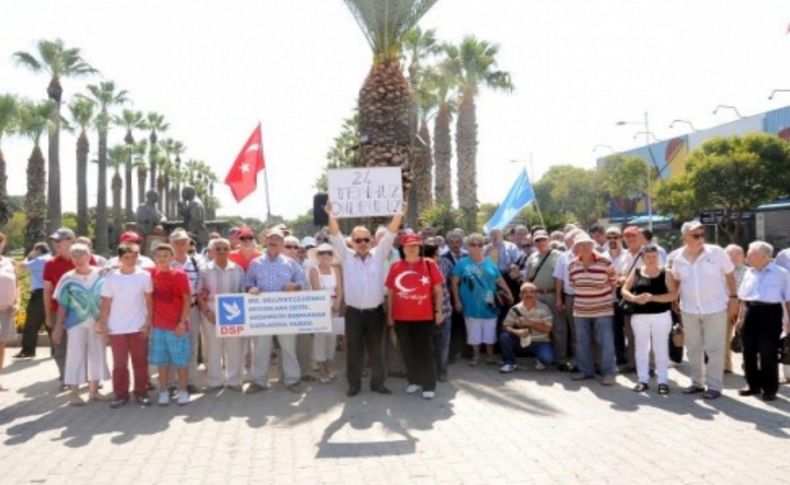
80, 81, 128, 254
425, 61, 457, 206
655, 134, 790, 244
107, 144, 126, 244
17, 100, 57, 251
418, 203, 463, 236
113, 109, 145, 221
0, 94, 18, 230
343, 0, 438, 203
533, 165, 605, 226
13, 39, 98, 232
446, 36, 514, 231
67, 96, 95, 236
598, 155, 652, 215
141, 112, 168, 190
132, 139, 149, 205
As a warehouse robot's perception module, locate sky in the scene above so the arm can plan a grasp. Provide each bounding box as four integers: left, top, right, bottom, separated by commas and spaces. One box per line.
1, 0, 789, 221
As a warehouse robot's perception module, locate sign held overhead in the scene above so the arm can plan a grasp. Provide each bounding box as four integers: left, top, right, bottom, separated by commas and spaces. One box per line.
327, 167, 403, 218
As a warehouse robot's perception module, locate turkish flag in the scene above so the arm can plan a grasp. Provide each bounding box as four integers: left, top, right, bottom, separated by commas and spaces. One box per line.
224, 123, 266, 202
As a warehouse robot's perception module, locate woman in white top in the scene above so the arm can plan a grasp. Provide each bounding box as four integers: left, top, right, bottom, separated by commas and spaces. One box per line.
309, 243, 344, 383
0, 232, 20, 390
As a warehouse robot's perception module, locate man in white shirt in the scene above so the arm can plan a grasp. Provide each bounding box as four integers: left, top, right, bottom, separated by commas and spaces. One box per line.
672, 220, 738, 399
327, 205, 403, 397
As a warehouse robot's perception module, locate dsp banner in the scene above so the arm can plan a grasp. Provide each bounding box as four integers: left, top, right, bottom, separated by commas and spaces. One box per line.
214, 291, 332, 338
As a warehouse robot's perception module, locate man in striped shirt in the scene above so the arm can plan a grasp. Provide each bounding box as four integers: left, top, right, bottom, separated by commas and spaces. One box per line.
568, 232, 618, 385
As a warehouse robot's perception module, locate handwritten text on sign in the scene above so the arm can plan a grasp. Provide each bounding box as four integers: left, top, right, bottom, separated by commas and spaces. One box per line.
214, 291, 332, 338
327, 167, 403, 218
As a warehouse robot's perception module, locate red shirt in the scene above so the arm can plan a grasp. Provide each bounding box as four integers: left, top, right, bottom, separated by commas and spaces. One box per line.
43, 254, 97, 311
385, 258, 444, 322
229, 249, 261, 271
149, 268, 191, 330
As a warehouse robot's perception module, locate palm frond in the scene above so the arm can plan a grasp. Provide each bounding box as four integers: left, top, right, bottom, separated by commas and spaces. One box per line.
0, 94, 19, 138
67, 97, 95, 130
343, 0, 438, 59
12, 51, 42, 71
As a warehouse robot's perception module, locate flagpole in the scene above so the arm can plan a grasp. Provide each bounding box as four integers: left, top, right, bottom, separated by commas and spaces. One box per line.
528, 154, 546, 228
259, 121, 273, 222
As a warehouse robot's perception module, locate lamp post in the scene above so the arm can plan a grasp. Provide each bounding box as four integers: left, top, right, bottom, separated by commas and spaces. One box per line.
616, 112, 654, 230
712, 104, 743, 118
768, 89, 790, 100
669, 119, 696, 131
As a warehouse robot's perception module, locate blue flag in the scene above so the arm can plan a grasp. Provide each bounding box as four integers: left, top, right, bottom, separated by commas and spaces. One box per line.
484, 168, 536, 233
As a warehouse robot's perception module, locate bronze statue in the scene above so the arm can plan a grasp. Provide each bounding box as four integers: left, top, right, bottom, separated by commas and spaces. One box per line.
178, 186, 208, 248
136, 190, 164, 236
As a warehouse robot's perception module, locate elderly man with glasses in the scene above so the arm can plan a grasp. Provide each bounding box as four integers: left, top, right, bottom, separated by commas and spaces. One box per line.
326, 204, 403, 397
671, 220, 738, 400
498, 282, 555, 373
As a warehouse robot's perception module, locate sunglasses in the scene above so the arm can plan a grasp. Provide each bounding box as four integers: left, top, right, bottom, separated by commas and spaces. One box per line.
688, 233, 705, 240
214, 247, 230, 252
606, 236, 621, 240
354, 238, 371, 244
240, 236, 254, 241
468, 242, 483, 248
521, 291, 536, 295
284, 245, 299, 250
318, 251, 333, 256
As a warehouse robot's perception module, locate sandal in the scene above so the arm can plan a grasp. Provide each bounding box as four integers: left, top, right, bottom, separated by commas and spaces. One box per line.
318, 375, 332, 384
90, 393, 110, 402
632, 382, 649, 393
658, 384, 670, 395
69, 394, 86, 406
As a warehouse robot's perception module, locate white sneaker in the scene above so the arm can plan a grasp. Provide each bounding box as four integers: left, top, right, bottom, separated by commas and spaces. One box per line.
405, 384, 421, 394
176, 390, 189, 406
422, 391, 435, 400
499, 364, 516, 373
158, 390, 170, 406
534, 361, 546, 370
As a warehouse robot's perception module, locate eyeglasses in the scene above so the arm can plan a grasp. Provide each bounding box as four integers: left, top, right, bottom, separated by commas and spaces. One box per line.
284, 245, 299, 250
606, 236, 621, 240
520, 291, 536, 296
240, 236, 254, 241
318, 251, 333, 256
468, 242, 483, 248
214, 247, 230, 252
688, 232, 705, 240
354, 238, 371, 244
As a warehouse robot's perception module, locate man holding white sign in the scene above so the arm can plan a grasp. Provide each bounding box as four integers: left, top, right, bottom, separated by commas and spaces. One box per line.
244, 228, 307, 394
326, 194, 403, 397
327, 167, 403, 218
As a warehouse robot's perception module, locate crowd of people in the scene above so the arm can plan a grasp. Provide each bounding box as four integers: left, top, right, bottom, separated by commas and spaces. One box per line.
0, 209, 788, 407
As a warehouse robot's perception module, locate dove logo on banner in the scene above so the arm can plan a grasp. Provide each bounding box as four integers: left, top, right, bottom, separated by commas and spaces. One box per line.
217, 295, 246, 326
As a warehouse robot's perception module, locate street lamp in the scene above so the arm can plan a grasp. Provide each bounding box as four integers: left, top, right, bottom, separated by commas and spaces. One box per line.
768, 89, 790, 100
669, 119, 696, 131
615, 112, 654, 230
712, 104, 744, 118
632, 131, 659, 142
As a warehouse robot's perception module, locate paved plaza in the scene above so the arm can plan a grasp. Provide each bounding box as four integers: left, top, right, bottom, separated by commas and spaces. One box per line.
0, 350, 788, 485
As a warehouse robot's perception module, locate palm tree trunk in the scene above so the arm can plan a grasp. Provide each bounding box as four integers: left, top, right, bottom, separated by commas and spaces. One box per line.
148, 132, 157, 190
25, 146, 47, 252
0, 148, 9, 230
357, 59, 415, 198
47, 122, 62, 232
112, 171, 123, 248
124, 150, 133, 221
95, 130, 109, 254
414, 120, 434, 213
157, 174, 165, 218
76, 131, 89, 236
137, 166, 147, 210
163, 175, 171, 219
456, 91, 478, 232
433, 103, 452, 206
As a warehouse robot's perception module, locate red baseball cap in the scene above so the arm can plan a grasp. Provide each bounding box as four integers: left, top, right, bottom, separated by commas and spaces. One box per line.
400, 233, 422, 246
236, 226, 255, 238
119, 231, 143, 244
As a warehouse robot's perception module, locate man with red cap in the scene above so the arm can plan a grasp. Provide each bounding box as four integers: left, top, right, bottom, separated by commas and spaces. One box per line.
229, 227, 261, 271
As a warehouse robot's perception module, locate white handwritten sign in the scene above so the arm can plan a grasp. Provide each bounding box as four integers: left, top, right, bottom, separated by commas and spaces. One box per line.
327, 167, 403, 218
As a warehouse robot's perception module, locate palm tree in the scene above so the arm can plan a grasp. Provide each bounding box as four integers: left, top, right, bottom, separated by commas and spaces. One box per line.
447, 36, 513, 230
342, 0, 438, 196
132, 139, 148, 205
107, 145, 126, 245
141, 112, 168, 190
67, 97, 95, 236
0, 95, 18, 230
13, 39, 98, 232
80, 81, 128, 254
425, 60, 458, 206
413, 83, 438, 214
16, 101, 56, 251
113, 109, 145, 221
156, 154, 170, 218
170, 141, 186, 218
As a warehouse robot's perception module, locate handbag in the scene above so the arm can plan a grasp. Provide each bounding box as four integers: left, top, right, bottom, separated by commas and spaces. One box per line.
671, 323, 684, 348
730, 330, 743, 353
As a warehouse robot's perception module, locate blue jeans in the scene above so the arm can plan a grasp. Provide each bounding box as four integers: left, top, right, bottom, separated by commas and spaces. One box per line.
573, 316, 616, 377
498, 332, 556, 366
433, 316, 452, 377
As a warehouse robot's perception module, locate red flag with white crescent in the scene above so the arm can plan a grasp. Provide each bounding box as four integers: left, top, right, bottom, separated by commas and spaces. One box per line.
224, 123, 266, 202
